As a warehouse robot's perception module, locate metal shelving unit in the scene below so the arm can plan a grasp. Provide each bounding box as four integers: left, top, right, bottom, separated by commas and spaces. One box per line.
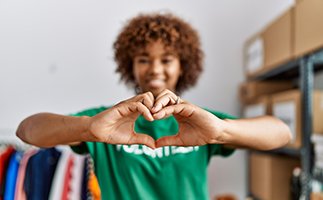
313, 167, 323, 183
263, 147, 301, 158
249, 48, 323, 200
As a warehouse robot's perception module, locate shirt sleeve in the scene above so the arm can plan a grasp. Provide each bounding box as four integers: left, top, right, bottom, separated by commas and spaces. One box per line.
204, 108, 238, 157
70, 143, 89, 155
208, 144, 235, 158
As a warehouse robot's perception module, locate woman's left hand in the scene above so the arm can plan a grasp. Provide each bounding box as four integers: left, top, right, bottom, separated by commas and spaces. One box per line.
152, 101, 228, 148
150, 90, 291, 150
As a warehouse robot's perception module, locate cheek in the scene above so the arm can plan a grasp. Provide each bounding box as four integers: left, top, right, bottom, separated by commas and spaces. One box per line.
168, 65, 181, 81
133, 66, 147, 83
132, 66, 140, 83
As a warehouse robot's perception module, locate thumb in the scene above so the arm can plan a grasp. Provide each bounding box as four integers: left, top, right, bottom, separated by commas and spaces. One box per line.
128, 133, 156, 149
155, 135, 184, 148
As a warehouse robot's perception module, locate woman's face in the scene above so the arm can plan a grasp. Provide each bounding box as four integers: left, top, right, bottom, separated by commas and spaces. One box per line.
133, 40, 182, 97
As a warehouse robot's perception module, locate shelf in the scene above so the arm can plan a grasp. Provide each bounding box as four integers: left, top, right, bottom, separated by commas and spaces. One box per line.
312, 49, 323, 70
246, 47, 323, 200
266, 147, 301, 157
252, 48, 323, 81
253, 59, 301, 81
252, 147, 301, 158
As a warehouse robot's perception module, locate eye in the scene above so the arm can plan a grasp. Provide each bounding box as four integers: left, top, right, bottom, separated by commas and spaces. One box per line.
161, 58, 173, 64
136, 57, 149, 64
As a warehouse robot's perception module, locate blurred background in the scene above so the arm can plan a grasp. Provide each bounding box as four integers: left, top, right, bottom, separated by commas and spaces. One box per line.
2, 0, 323, 199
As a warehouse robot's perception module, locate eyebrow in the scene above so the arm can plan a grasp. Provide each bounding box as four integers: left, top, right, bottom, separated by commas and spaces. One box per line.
136, 52, 176, 57
136, 52, 149, 57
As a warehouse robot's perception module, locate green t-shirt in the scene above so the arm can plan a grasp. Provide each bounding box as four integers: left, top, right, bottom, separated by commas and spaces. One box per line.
71, 106, 236, 200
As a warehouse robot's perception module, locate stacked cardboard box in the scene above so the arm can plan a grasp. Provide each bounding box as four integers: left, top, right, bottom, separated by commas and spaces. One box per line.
263, 7, 294, 71
244, 34, 265, 78
271, 90, 323, 148
294, 0, 323, 57
243, 7, 294, 79
244, 1, 323, 199
244, 0, 323, 77
311, 193, 323, 200
240, 80, 295, 118
249, 153, 300, 200
243, 96, 270, 118
312, 134, 323, 169
239, 80, 294, 104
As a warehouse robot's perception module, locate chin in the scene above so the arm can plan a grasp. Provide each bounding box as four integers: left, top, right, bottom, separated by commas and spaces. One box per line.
151, 90, 162, 97
146, 88, 164, 96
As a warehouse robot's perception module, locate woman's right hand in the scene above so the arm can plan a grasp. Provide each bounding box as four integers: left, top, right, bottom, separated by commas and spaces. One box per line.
86, 92, 156, 149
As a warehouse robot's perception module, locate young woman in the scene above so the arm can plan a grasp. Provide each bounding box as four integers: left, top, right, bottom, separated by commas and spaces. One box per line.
16, 13, 291, 199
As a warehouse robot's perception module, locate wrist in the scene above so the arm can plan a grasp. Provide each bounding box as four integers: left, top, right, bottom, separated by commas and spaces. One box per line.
73, 116, 93, 142
213, 118, 233, 145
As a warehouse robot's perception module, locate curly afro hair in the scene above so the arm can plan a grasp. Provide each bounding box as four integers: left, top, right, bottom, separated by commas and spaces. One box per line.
113, 12, 204, 94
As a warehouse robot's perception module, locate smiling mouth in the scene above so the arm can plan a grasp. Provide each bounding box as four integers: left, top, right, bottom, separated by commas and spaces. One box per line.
147, 79, 165, 88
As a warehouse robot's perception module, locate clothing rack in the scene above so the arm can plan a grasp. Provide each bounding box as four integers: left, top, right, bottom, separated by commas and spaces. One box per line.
0, 129, 34, 151
0, 131, 96, 200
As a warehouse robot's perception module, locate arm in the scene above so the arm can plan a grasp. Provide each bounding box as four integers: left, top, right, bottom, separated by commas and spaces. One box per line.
16, 113, 92, 148
153, 102, 291, 150
16, 92, 157, 148
221, 115, 292, 150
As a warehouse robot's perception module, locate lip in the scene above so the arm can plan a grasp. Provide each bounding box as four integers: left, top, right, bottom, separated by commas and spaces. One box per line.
146, 79, 165, 88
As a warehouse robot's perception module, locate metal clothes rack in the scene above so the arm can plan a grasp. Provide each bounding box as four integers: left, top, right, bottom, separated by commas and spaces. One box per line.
251, 48, 323, 200
0, 129, 33, 151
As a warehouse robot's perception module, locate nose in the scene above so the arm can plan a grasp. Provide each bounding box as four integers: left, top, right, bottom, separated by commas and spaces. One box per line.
149, 60, 163, 75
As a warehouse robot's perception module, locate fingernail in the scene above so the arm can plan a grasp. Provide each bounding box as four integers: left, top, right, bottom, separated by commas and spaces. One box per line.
153, 113, 160, 119
153, 105, 160, 112
151, 106, 156, 112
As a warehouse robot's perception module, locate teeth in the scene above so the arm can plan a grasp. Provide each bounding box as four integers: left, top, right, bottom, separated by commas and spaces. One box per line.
150, 79, 163, 82
148, 79, 164, 87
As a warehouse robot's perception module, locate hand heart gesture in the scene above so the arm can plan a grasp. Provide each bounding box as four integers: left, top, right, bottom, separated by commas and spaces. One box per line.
86, 89, 224, 148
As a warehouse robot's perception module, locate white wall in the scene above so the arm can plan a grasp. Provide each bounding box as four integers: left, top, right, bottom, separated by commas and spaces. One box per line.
0, 0, 294, 199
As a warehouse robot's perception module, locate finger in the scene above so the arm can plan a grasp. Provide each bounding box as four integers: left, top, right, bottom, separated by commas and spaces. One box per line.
154, 89, 177, 104
151, 94, 176, 113
155, 89, 177, 101
153, 104, 194, 120
140, 92, 155, 110
152, 90, 179, 113
123, 92, 154, 109
128, 133, 156, 149
155, 135, 184, 147
118, 94, 141, 104
154, 89, 170, 99
128, 102, 154, 121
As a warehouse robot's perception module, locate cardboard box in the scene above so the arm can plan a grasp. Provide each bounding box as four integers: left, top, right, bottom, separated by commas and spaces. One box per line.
263, 7, 294, 70
294, 0, 323, 57
243, 96, 271, 118
311, 193, 323, 200
271, 90, 323, 148
239, 81, 294, 104
243, 33, 266, 78
250, 153, 300, 200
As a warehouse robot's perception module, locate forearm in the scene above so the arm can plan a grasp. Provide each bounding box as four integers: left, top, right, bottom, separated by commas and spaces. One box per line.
16, 113, 92, 148
220, 115, 292, 150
